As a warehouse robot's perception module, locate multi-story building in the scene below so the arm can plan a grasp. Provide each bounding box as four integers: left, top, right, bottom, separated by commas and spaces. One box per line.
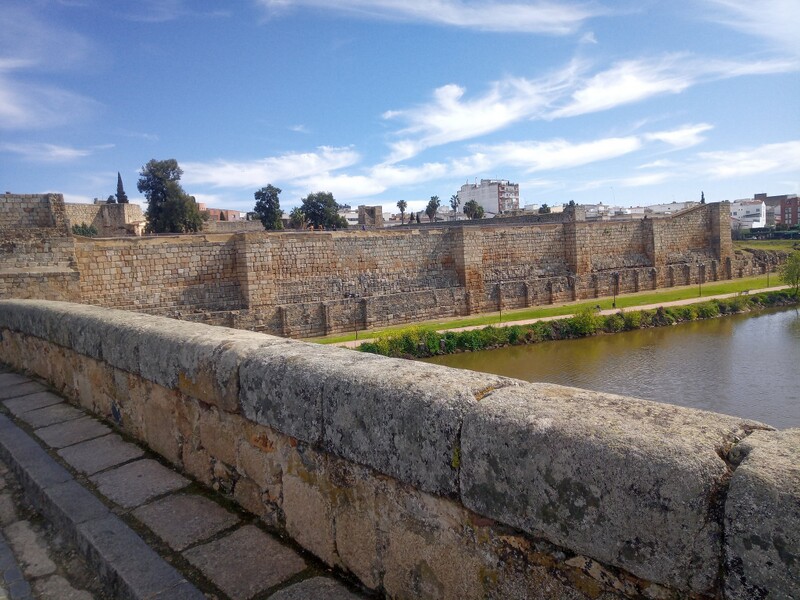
729, 199, 767, 229
756, 193, 800, 227
457, 179, 519, 215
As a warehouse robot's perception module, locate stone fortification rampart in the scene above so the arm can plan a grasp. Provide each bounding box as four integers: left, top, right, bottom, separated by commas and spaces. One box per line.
0, 195, 769, 337
0, 194, 80, 302
74, 234, 243, 312
0, 299, 796, 599
64, 202, 144, 237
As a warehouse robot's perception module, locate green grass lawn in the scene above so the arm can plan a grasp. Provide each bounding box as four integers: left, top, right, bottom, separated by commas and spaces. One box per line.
734, 239, 800, 252
312, 274, 777, 344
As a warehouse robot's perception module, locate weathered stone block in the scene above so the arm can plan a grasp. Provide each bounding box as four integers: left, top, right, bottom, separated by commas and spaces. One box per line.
725, 428, 800, 599
460, 383, 767, 593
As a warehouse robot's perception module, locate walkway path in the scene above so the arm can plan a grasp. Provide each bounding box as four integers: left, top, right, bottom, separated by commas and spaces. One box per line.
334, 285, 790, 349
0, 367, 368, 600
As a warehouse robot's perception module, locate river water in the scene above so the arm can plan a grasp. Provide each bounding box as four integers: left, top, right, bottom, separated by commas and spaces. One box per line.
426, 307, 800, 429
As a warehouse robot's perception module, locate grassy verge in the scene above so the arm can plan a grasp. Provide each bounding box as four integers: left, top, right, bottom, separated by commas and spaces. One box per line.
734, 239, 800, 252
313, 274, 774, 344
358, 290, 799, 358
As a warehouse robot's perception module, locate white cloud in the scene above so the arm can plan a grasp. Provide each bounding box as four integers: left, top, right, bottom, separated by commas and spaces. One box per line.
698, 141, 800, 179
703, 0, 800, 58
580, 172, 673, 190
644, 123, 713, 149
256, 0, 599, 34
182, 146, 362, 189
477, 136, 643, 171
637, 159, 678, 169
0, 142, 96, 161
0, 75, 99, 130
383, 63, 580, 161
550, 55, 697, 118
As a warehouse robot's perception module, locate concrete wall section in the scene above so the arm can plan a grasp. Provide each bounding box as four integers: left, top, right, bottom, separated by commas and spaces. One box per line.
0, 299, 795, 599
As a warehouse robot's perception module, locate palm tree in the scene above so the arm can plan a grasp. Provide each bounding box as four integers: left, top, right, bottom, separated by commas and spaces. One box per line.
397, 199, 407, 224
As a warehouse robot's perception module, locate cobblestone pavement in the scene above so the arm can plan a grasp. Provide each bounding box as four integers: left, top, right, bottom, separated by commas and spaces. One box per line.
0, 366, 370, 600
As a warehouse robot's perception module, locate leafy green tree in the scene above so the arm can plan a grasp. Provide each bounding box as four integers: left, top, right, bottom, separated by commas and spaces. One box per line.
300, 191, 347, 229
288, 207, 306, 230
538, 203, 551, 214
779, 251, 800, 296
700, 191, 705, 204
449, 193, 460, 215
116, 172, 129, 203
463, 199, 484, 220
253, 184, 284, 230
425, 195, 440, 222
106, 194, 116, 204
415, 213, 420, 224
397, 199, 407, 224
137, 159, 203, 233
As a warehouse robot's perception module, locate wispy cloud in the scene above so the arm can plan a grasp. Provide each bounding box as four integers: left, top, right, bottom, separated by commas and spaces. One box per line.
702, 0, 800, 58
289, 124, 310, 133
256, 0, 600, 34
0, 4, 99, 129
644, 123, 713, 149
383, 62, 581, 162
381, 54, 795, 161
0, 75, 99, 130
0, 142, 95, 161
698, 140, 800, 179
182, 146, 361, 189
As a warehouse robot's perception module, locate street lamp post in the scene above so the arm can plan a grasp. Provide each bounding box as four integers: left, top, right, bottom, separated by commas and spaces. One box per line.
698, 264, 704, 297
612, 272, 619, 308
345, 293, 360, 339
498, 281, 503, 324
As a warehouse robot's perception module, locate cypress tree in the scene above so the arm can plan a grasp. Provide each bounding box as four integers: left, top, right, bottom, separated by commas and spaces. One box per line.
117, 172, 129, 204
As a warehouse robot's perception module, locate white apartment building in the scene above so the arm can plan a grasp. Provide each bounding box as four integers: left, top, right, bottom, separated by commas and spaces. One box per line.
729, 199, 767, 229
457, 179, 519, 215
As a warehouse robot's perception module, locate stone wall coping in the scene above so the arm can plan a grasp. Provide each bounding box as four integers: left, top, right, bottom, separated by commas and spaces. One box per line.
0, 299, 795, 596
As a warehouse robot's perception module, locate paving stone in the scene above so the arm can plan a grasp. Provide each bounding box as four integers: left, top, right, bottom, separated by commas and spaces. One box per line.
89, 460, 188, 509
0, 418, 72, 493
0, 383, 46, 401
0, 495, 15, 528
57, 434, 144, 476
16, 404, 83, 429
0, 375, 31, 389
2, 521, 56, 579
34, 417, 110, 449
31, 575, 93, 600
183, 525, 306, 600
76, 515, 200, 599
2, 392, 63, 417
270, 577, 365, 599
132, 493, 239, 551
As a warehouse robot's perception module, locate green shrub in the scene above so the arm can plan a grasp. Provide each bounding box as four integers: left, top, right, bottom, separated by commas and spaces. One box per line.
622, 311, 642, 330
507, 325, 524, 344
71, 222, 98, 237
603, 313, 625, 333
569, 308, 602, 337
696, 302, 720, 319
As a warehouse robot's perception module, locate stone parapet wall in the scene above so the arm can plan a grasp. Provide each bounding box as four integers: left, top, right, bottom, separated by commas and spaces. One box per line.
64, 203, 144, 237
203, 220, 264, 233
0, 299, 796, 599
0, 193, 68, 231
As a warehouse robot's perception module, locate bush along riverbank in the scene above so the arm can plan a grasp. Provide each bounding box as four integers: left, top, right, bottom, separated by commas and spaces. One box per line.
358, 290, 800, 359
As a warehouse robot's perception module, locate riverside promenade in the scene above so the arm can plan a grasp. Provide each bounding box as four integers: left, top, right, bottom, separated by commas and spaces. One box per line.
334, 285, 791, 349
0, 367, 367, 600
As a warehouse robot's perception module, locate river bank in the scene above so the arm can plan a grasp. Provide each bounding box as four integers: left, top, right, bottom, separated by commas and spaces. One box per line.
356, 288, 798, 358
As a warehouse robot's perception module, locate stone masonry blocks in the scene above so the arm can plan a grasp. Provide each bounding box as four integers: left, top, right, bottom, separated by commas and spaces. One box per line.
724, 428, 800, 599
240, 341, 512, 496
459, 383, 770, 594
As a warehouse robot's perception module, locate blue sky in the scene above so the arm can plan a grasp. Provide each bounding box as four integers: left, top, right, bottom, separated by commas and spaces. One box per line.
1, 0, 798, 215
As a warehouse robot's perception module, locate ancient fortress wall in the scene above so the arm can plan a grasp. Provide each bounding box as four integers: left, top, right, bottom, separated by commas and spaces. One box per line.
64, 202, 144, 237
0, 299, 796, 599
0, 194, 751, 337
73, 234, 243, 312
0, 194, 80, 302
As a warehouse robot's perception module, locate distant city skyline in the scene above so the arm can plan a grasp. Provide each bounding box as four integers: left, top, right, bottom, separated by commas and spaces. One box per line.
1, 1, 798, 216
